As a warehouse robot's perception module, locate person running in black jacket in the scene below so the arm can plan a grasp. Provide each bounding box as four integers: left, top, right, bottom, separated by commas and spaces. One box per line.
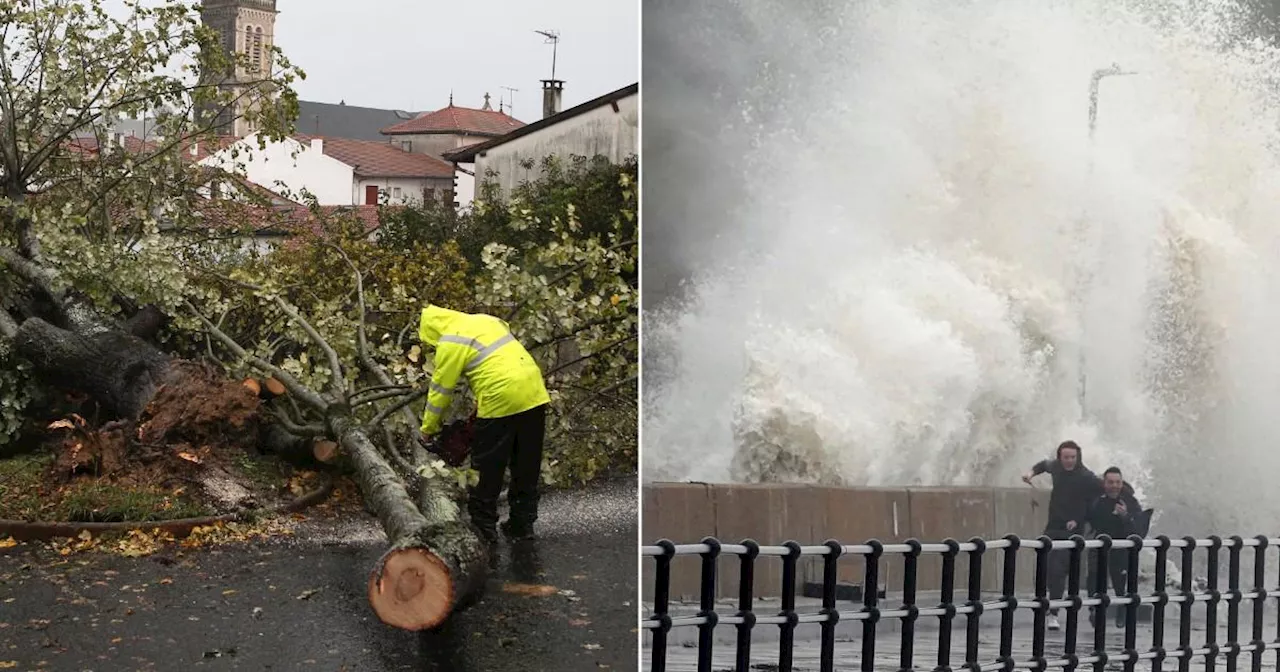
1086, 466, 1143, 627
1022, 440, 1104, 631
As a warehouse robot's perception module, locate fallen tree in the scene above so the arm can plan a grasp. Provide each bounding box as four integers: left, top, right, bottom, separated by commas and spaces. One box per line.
0, 0, 486, 630
3, 246, 487, 629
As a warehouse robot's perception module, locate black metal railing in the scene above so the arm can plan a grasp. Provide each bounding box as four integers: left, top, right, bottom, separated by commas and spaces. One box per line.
641, 534, 1280, 672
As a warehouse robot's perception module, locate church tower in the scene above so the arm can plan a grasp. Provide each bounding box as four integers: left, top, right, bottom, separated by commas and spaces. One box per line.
199, 0, 279, 137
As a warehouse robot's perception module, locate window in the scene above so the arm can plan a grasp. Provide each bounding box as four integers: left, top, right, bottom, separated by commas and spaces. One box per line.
425, 187, 436, 202
244, 26, 252, 57
252, 27, 263, 72
392, 187, 402, 199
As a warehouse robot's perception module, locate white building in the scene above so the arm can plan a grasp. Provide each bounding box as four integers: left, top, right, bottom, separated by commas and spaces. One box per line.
442, 82, 639, 200
200, 133, 456, 206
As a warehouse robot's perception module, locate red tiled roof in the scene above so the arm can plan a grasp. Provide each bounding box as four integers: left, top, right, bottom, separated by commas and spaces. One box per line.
64, 135, 237, 164
380, 105, 525, 136
191, 198, 393, 239
293, 134, 455, 178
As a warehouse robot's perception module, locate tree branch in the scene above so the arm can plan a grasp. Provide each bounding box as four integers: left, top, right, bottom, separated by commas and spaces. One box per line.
351, 388, 418, 408
369, 386, 430, 429
325, 242, 427, 464
269, 409, 325, 438
266, 294, 347, 401
185, 299, 329, 412
503, 239, 636, 322
528, 313, 632, 351
544, 334, 636, 379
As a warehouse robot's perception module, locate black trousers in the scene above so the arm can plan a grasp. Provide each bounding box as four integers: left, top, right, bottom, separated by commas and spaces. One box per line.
1087, 549, 1130, 597
1045, 527, 1069, 615
467, 404, 547, 538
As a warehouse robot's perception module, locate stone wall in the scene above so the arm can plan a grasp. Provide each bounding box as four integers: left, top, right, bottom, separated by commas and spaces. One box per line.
641, 483, 1052, 600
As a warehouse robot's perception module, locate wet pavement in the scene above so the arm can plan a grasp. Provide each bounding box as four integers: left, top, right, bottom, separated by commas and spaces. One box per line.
645, 606, 1280, 671
0, 478, 638, 671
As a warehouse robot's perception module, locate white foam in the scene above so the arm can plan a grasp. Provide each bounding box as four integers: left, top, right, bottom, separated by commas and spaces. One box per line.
644, 0, 1280, 535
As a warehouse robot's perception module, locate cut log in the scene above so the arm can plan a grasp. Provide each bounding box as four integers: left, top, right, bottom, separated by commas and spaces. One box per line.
263, 377, 287, 397
312, 439, 339, 464
242, 378, 261, 396
335, 418, 486, 631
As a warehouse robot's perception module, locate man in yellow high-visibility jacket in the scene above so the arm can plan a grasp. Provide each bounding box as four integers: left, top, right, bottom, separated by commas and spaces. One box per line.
417, 304, 551, 543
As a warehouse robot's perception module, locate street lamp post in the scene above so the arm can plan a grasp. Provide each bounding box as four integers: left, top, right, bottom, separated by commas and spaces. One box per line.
1077, 63, 1137, 421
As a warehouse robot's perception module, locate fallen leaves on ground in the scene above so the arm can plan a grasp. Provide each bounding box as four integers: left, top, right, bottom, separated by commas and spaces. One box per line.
32, 516, 298, 560
0, 538, 17, 549
0, 661, 16, 669
295, 588, 321, 600
501, 582, 558, 597
180, 518, 295, 549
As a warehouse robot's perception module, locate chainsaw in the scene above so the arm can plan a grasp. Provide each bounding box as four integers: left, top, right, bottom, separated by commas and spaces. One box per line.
422, 413, 476, 467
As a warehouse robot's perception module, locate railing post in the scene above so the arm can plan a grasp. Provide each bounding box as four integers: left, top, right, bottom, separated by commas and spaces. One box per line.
1124, 534, 1143, 672
899, 539, 922, 672
1249, 536, 1268, 672
1207, 535, 1223, 672
652, 539, 676, 672
998, 535, 1020, 669
697, 537, 721, 672
1178, 535, 1197, 672
935, 539, 960, 672
778, 540, 801, 672
1093, 535, 1112, 672
820, 540, 843, 672
1227, 536, 1244, 672
963, 537, 986, 671
735, 539, 760, 672
861, 540, 884, 672
1066, 535, 1087, 672
1152, 535, 1171, 672
1032, 535, 1053, 669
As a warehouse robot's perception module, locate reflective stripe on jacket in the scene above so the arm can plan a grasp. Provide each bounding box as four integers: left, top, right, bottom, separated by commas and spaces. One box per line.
417, 305, 550, 435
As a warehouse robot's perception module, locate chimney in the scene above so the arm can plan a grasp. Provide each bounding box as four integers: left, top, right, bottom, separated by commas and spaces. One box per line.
190, 141, 199, 158
541, 79, 564, 119
311, 137, 323, 154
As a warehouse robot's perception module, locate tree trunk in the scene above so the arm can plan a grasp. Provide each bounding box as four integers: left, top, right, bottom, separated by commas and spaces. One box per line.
15, 316, 173, 419
334, 418, 487, 631
9, 299, 488, 631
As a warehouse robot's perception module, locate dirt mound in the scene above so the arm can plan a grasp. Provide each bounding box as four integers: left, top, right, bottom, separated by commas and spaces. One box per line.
17, 361, 307, 521
137, 360, 261, 454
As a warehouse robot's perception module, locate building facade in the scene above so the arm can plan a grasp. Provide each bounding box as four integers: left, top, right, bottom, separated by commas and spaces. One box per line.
200, 134, 455, 206
443, 83, 638, 200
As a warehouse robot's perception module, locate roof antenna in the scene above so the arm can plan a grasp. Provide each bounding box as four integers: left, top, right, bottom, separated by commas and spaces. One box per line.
449, 89, 454, 107
534, 30, 560, 80
501, 85, 519, 117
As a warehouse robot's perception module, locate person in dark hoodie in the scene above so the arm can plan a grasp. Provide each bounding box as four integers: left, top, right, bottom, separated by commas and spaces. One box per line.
1086, 466, 1144, 627
1022, 440, 1104, 631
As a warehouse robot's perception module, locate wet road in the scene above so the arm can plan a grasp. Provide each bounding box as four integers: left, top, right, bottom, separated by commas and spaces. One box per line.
0, 478, 638, 671
645, 608, 1280, 671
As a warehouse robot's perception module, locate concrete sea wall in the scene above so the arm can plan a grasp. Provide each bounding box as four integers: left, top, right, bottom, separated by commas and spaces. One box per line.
641, 483, 1052, 600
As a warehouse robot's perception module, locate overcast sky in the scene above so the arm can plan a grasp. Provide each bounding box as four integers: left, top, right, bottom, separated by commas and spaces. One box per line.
105, 0, 638, 121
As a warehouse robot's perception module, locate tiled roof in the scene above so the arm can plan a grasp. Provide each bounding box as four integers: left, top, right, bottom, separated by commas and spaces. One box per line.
294, 134, 455, 178
443, 82, 638, 163
64, 135, 237, 163
380, 105, 525, 137
191, 199, 392, 239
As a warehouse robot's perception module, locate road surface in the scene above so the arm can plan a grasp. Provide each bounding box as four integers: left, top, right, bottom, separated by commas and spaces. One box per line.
0, 478, 638, 671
